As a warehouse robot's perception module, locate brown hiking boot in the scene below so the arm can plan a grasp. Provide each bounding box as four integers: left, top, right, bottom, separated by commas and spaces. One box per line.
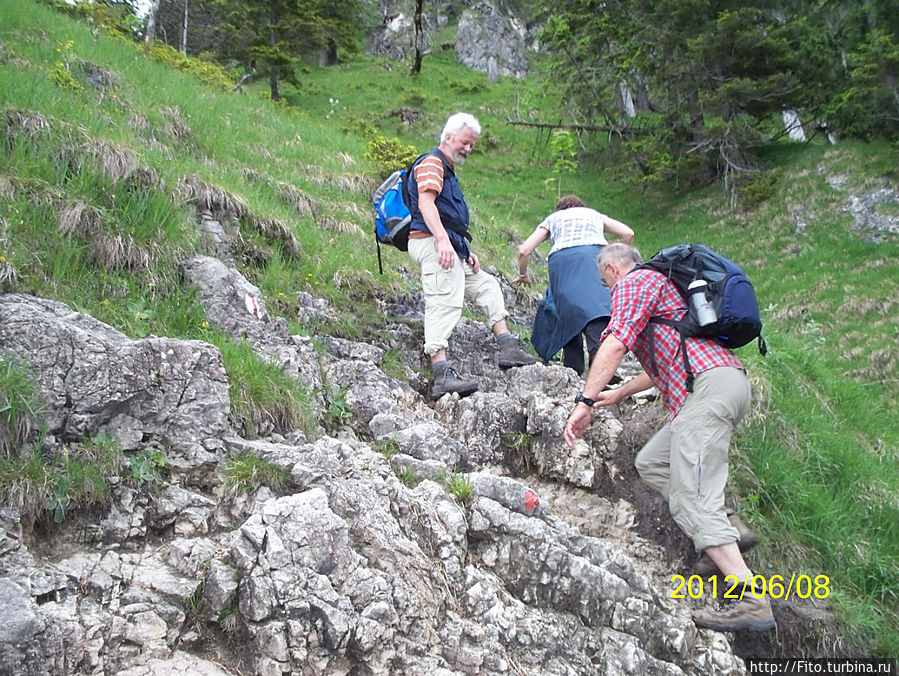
693, 594, 775, 632
728, 512, 759, 551
694, 512, 759, 576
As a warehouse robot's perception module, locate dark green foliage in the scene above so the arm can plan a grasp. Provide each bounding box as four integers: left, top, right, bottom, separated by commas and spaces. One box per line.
346, 116, 419, 179
129, 449, 170, 485
211, 0, 359, 101
41, 0, 141, 39
321, 384, 352, 434
364, 134, 419, 180
825, 29, 899, 140
737, 171, 778, 211
539, 0, 898, 186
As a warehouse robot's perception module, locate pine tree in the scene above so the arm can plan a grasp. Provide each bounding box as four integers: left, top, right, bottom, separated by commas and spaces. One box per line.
213, 0, 358, 101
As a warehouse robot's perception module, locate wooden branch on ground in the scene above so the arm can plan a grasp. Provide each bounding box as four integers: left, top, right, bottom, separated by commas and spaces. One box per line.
506, 120, 650, 135
233, 73, 252, 94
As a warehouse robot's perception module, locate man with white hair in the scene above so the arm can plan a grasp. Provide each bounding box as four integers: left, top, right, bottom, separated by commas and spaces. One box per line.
406, 112, 536, 399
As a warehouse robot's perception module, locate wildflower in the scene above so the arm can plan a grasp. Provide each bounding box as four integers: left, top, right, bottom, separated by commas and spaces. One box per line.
278, 291, 284, 297
200, 320, 209, 328
0, 256, 5, 263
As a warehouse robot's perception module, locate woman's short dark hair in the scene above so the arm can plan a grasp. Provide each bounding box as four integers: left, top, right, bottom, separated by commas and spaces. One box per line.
555, 194, 585, 211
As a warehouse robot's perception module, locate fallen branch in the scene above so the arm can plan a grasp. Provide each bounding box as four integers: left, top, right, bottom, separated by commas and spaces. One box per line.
506, 120, 650, 134
233, 73, 252, 94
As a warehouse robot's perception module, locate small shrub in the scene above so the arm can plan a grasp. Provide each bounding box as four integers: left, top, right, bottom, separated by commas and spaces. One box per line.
49, 66, 84, 92
738, 172, 778, 211
129, 449, 169, 485
358, 125, 418, 179
322, 384, 352, 434
141, 42, 235, 90
224, 452, 287, 495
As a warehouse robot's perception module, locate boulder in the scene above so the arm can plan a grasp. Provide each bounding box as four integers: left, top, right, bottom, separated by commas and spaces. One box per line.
0, 293, 230, 451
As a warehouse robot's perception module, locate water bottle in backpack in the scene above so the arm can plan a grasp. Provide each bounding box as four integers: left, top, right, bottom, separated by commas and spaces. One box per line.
688, 279, 717, 327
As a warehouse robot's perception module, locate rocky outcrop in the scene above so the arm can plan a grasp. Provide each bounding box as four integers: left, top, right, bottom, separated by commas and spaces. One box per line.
0, 293, 229, 453
0, 258, 747, 675
456, 1, 529, 80
366, 1, 534, 81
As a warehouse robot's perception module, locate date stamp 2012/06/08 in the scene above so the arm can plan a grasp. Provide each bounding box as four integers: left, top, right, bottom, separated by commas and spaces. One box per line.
670, 573, 831, 601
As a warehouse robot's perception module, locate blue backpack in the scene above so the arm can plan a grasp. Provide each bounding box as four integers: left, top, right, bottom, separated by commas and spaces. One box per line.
372, 169, 412, 273
637, 243, 767, 390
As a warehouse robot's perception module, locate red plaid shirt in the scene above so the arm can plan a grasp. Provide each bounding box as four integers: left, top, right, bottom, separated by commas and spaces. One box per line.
603, 268, 743, 419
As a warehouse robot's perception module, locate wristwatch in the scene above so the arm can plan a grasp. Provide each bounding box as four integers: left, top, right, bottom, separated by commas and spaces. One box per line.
574, 391, 596, 407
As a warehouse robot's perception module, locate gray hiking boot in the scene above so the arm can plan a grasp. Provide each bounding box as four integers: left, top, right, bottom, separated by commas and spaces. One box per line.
431, 365, 478, 400
693, 594, 775, 632
498, 338, 537, 369
694, 512, 759, 576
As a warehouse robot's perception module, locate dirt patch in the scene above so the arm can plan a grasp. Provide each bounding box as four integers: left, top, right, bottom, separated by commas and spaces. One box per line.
594, 398, 697, 568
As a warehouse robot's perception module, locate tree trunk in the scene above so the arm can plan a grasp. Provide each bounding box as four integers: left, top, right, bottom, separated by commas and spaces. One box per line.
409, 0, 424, 76
616, 80, 636, 119
144, 0, 160, 42
270, 65, 281, 101
269, 17, 280, 101
179, 0, 188, 56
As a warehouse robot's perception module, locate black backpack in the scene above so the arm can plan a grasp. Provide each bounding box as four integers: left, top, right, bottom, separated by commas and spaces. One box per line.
637, 243, 767, 391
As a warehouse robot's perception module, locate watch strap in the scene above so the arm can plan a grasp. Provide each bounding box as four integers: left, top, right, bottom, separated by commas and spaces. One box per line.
575, 391, 596, 407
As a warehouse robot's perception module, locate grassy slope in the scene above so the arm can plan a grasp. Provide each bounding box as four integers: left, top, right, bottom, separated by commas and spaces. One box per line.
1, 0, 896, 656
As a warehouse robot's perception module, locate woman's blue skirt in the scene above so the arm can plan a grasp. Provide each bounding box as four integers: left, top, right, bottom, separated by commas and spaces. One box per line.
530, 244, 610, 361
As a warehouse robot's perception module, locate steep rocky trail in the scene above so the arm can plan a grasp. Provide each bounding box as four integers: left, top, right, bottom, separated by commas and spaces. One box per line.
0, 253, 838, 674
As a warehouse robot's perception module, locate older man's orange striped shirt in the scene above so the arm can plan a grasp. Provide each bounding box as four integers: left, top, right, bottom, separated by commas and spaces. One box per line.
414, 154, 449, 196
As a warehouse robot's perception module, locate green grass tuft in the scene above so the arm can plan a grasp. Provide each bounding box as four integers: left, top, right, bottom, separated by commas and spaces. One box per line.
224, 452, 288, 495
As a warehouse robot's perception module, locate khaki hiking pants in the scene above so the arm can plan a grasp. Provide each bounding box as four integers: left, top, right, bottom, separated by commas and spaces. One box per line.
408, 236, 508, 357
635, 366, 751, 551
